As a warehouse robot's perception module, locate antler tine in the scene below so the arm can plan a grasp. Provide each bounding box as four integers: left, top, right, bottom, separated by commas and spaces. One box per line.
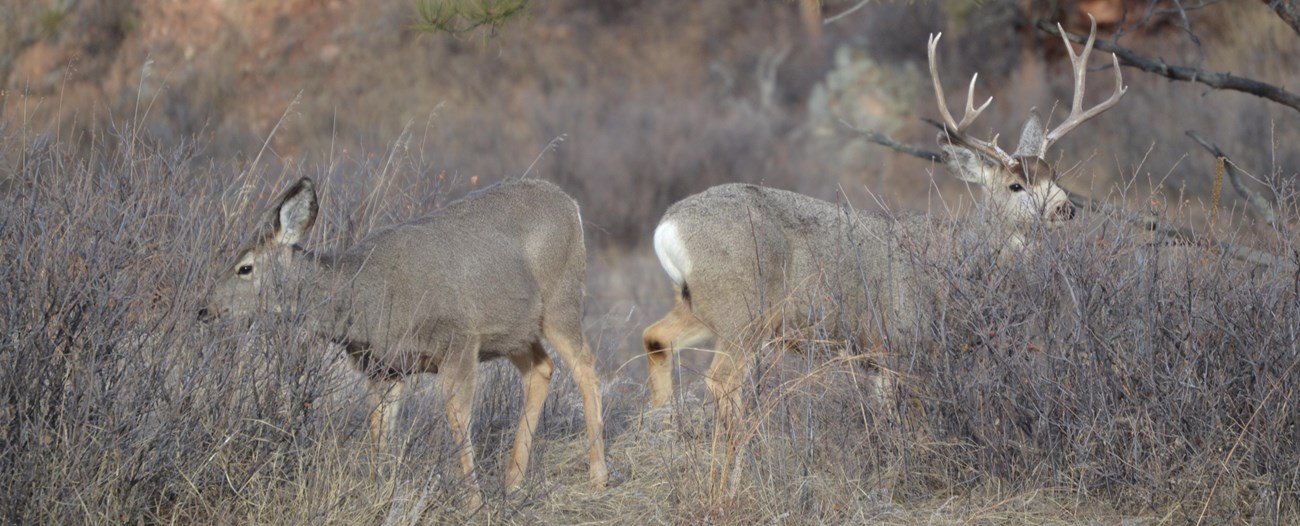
927, 32, 1016, 167
961, 74, 994, 131
928, 34, 994, 133
927, 33, 960, 134
1042, 14, 1128, 154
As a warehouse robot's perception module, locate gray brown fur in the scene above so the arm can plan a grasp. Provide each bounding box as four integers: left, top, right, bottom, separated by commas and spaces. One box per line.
200, 178, 608, 506
641, 185, 930, 412
641, 18, 1125, 452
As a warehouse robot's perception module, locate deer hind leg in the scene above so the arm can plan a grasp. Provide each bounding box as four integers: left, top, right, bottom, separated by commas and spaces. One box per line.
367, 377, 405, 448
542, 317, 609, 489
503, 340, 553, 491
440, 336, 484, 507
642, 293, 713, 408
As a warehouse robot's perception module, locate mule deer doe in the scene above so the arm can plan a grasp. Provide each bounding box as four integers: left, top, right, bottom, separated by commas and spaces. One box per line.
199, 178, 608, 504
642, 18, 1124, 426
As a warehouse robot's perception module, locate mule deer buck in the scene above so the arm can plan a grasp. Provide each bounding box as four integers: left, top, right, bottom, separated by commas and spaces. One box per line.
642, 18, 1124, 426
199, 177, 608, 504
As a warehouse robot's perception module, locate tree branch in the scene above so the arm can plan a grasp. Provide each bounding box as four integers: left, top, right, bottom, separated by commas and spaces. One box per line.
1262, 0, 1300, 36
824, 0, 874, 25
851, 127, 941, 163
1037, 21, 1300, 114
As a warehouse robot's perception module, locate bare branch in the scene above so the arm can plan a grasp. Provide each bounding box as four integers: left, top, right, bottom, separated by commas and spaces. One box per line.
1185, 130, 1279, 227
824, 0, 874, 25
848, 125, 941, 164
1037, 21, 1300, 114
1262, 0, 1300, 36
1169, 0, 1205, 51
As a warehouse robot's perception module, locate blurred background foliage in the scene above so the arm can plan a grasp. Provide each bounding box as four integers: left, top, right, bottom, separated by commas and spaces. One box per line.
2, 0, 1295, 249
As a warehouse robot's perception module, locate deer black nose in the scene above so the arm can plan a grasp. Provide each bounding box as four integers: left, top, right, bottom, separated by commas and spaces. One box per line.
197, 307, 212, 322
1056, 202, 1076, 221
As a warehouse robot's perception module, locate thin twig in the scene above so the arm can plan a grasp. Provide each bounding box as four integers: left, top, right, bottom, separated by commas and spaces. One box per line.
823, 0, 873, 25
521, 134, 566, 179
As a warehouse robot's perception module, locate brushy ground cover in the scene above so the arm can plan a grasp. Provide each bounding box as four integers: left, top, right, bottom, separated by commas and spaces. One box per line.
3, 120, 1300, 525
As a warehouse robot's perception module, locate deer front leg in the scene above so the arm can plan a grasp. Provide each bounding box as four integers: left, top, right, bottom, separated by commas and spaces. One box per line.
367, 377, 405, 448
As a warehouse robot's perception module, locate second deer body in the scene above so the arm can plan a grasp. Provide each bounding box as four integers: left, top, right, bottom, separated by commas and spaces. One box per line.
643, 19, 1125, 427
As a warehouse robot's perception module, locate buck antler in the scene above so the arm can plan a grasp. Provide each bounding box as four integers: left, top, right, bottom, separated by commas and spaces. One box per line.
929, 15, 1127, 163
927, 33, 1018, 168
1035, 14, 1128, 157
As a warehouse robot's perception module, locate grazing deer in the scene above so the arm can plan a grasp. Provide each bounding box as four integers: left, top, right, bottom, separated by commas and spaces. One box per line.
199, 178, 608, 504
642, 18, 1124, 426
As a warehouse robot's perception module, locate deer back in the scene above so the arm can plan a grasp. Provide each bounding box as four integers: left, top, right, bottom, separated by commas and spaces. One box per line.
655, 183, 923, 342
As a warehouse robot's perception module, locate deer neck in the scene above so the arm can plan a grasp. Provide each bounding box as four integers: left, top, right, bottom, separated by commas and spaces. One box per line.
282, 247, 362, 340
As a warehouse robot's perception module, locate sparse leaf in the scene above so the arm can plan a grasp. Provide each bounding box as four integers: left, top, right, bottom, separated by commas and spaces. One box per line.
411, 0, 527, 36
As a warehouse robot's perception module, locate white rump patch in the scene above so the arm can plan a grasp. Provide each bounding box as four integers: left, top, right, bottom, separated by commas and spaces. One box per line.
652, 220, 691, 288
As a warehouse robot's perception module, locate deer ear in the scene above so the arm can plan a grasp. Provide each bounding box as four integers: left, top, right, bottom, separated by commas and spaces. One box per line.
1013, 107, 1046, 159
941, 144, 998, 186
274, 178, 318, 246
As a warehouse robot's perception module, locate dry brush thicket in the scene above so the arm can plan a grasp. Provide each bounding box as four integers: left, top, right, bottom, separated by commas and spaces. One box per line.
3, 3, 1300, 524
3, 125, 1300, 524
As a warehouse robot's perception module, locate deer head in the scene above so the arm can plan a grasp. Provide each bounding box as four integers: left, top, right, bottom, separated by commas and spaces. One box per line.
928, 15, 1126, 225
199, 178, 319, 322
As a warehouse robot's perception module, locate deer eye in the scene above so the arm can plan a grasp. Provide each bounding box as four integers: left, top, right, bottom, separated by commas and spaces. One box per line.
1009, 183, 1025, 192
237, 265, 254, 276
